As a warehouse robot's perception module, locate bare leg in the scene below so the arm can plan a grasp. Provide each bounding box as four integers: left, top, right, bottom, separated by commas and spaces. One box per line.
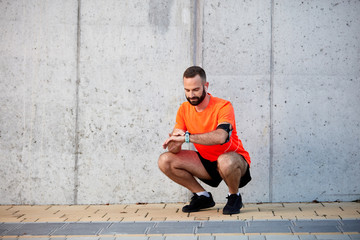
158, 150, 212, 193
217, 152, 248, 194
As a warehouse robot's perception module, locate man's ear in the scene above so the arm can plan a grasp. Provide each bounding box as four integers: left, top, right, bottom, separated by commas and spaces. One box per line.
204, 82, 209, 91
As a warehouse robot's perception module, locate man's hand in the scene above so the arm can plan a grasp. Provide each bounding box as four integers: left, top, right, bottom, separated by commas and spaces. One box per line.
162, 129, 186, 153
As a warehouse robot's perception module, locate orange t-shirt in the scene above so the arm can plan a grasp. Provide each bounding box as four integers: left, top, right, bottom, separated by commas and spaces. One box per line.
174, 94, 251, 165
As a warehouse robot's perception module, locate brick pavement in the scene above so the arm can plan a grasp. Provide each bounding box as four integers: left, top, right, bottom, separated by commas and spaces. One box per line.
0, 201, 359, 239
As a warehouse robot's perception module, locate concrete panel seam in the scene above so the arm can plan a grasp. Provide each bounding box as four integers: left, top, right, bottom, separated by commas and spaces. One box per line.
73, 0, 82, 205
269, 0, 275, 203
193, 0, 204, 66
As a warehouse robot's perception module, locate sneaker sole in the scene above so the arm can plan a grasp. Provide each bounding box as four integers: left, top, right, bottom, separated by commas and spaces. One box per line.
182, 202, 216, 213
222, 209, 240, 215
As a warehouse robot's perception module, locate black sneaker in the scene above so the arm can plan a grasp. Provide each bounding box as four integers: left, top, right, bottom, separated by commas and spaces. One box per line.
223, 193, 243, 215
182, 192, 215, 212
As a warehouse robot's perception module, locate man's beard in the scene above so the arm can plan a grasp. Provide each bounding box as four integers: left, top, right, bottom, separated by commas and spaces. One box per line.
186, 88, 207, 106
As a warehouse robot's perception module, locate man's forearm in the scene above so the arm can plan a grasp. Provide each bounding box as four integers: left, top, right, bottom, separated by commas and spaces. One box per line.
189, 129, 228, 145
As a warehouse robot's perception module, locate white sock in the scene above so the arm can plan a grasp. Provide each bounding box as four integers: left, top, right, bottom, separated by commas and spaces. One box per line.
228, 192, 240, 196
196, 191, 210, 198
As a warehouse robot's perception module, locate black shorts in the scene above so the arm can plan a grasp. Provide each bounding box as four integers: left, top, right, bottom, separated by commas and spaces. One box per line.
196, 152, 252, 188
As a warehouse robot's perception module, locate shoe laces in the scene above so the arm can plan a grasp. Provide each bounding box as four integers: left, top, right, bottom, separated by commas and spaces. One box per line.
189, 193, 199, 203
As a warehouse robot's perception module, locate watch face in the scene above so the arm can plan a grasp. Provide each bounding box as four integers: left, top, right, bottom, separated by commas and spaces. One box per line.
185, 132, 190, 143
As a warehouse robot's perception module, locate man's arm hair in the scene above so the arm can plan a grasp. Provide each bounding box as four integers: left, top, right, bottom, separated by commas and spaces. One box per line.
189, 123, 232, 145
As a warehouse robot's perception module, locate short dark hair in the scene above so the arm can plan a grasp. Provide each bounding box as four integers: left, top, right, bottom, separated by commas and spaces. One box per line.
183, 66, 206, 83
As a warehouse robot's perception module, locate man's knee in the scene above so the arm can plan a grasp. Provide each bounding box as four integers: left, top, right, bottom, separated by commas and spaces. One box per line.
218, 154, 236, 170
217, 153, 243, 171
158, 152, 174, 172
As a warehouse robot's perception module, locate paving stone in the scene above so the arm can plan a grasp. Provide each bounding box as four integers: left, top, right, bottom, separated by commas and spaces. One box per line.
147, 237, 165, 240
342, 220, 360, 226
0, 228, 7, 235
202, 221, 247, 227
315, 234, 351, 240
197, 226, 243, 234
292, 225, 341, 233
156, 221, 201, 228
349, 234, 360, 240
10, 238, 52, 240
197, 221, 244, 234
0, 223, 21, 235
244, 225, 291, 233
101, 222, 155, 235
148, 226, 195, 234
164, 236, 198, 240
341, 225, 360, 232
5, 223, 64, 236
248, 220, 292, 227
298, 235, 317, 240
264, 235, 299, 240
213, 236, 248, 240
198, 236, 215, 240
52, 222, 110, 235
293, 220, 340, 226
114, 237, 148, 240
340, 220, 360, 232
248, 236, 265, 240
60, 238, 98, 240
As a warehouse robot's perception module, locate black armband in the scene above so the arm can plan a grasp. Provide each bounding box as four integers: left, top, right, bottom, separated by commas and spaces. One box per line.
216, 123, 232, 144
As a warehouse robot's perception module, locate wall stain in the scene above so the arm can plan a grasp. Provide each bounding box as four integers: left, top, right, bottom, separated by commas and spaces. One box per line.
148, 0, 174, 34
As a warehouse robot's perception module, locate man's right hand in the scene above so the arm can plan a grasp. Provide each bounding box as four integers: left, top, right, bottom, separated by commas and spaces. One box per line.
162, 129, 186, 153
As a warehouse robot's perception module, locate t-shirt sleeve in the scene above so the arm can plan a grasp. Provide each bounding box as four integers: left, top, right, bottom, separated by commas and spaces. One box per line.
218, 102, 236, 127
174, 104, 187, 131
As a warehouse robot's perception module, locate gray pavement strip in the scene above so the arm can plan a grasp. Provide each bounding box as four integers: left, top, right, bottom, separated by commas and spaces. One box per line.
297, 235, 317, 240
201, 221, 247, 227
52, 222, 111, 235
147, 226, 196, 234
198, 236, 215, 240
197, 227, 243, 234
197, 221, 244, 234
214, 236, 248, 240
292, 225, 341, 233
1, 220, 360, 236
293, 220, 341, 226
244, 220, 293, 234
349, 234, 360, 240
156, 221, 201, 228
148, 221, 201, 234
341, 220, 360, 226
101, 222, 155, 235
341, 225, 360, 233
163, 236, 198, 240
264, 235, 299, 240
244, 225, 291, 234
248, 236, 266, 240
315, 235, 352, 240
114, 237, 148, 240
247, 220, 293, 227
4, 222, 65, 236
245, 220, 292, 233
147, 237, 165, 240
0, 223, 22, 235
340, 220, 360, 232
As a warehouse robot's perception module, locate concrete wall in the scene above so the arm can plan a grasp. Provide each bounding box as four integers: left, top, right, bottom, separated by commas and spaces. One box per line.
0, 0, 359, 205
